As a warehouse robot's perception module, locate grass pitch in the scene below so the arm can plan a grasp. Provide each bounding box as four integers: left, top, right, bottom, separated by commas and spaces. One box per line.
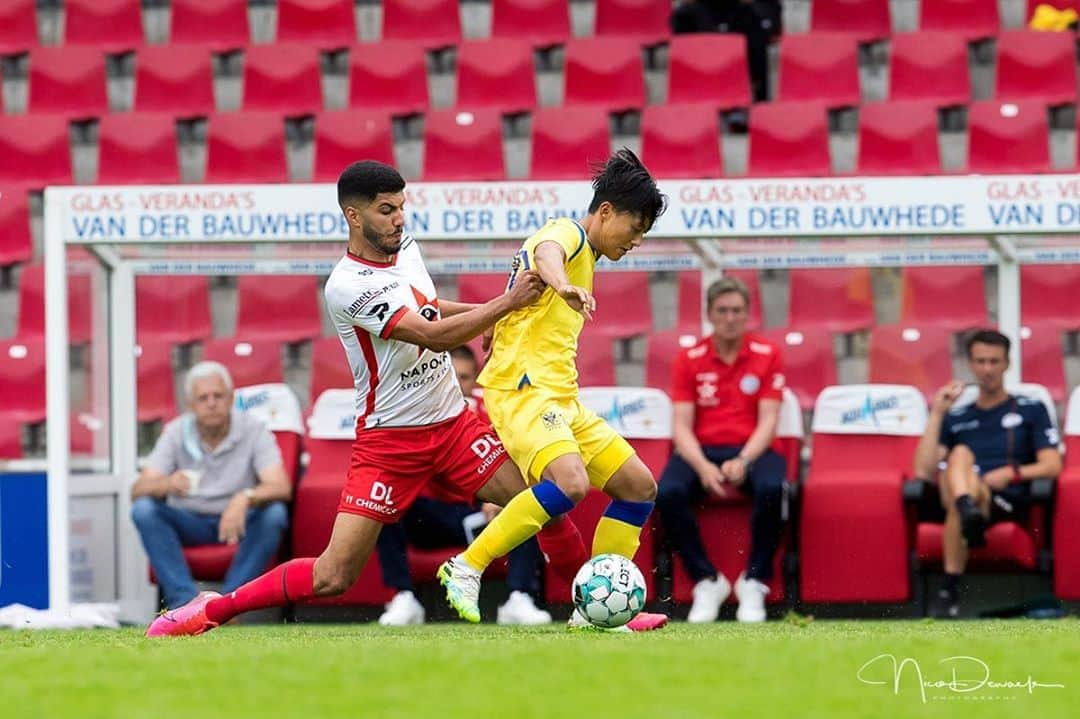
2, 619, 1077, 719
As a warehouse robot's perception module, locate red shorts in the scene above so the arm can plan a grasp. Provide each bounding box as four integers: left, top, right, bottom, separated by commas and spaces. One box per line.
338, 410, 510, 523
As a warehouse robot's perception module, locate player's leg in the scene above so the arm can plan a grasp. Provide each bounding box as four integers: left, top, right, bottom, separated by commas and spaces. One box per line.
734, 451, 786, 623
943, 444, 989, 549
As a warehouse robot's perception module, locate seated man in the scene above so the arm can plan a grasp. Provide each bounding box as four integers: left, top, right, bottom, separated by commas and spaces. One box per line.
375, 346, 551, 626
131, 361, 292, 609
913, 330, 1062, 619
655, 277, 786, 623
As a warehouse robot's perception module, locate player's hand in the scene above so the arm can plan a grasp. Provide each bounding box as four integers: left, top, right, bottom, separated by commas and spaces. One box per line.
218, 495, 248, 545
481, 502, 501, 522
981, 466, 1014, 491
557, 284, 596, 320
931, 380, 966, 414
506, 270, 545, 310
698, 462, 728, 497
720, 457, 748, 486
165, 471, 191, 497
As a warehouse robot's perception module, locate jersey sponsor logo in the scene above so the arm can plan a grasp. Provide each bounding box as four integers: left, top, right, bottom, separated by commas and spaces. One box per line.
949, 419, 980, 433
840, 394, 900, 426
368, 302, 391, 323
1001, 412, 1023, 429
739, 374, 761, 395
470, 434, 506, 475
347, 281, 400, 317
1047, 427, 1061, 445
342, 491, 397, 516
399, 355, 451, 391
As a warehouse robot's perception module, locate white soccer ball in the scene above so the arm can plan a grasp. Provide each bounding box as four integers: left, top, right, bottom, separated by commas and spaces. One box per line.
571, 553, 647, 628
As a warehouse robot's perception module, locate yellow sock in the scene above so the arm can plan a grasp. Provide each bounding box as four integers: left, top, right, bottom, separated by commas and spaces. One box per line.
461, 489, 553, 572
592, 516, 643, 560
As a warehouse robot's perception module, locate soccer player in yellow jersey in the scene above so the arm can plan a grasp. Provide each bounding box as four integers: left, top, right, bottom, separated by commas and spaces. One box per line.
439, 149, 669, 630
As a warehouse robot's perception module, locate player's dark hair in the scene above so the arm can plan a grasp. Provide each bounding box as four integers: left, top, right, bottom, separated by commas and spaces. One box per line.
449, 345, 478, 367
965, 329, 1011, 358
337, 161, 405, 207
587, 148, 667, 229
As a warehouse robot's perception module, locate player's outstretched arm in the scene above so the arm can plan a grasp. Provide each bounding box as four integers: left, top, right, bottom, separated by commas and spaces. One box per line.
534, 241, 595, 320
389, 271, 544, 351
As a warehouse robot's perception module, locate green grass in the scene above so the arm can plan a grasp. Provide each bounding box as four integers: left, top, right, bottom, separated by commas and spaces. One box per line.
2, 619, 1078, 719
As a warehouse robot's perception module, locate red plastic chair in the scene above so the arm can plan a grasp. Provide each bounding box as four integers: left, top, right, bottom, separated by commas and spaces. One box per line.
0, 416, 21, 459
136, 342, 178, 423
242, 43, 323, 115
170, 0, 250, 50
967, 100, 1050, 174
747, 101, 831, 178
0, 0, 38, 56
308, 336, 353, 407
759, 328, 837, 410
276, 0, 356, 49
640, 103, 722, 179
422, 110, 505, 181
235, 275, 322, 344
667, 34, 751, 110
856, 100, 941, 176
135, 276, 213, 345
204, 112, 288, 183
202, 338, 285, 387
592, 271, 652, 339
644, 328, 699, 390
787, 267, 874, 334
313, 110, 394, 182
1021, 264, 1080, 328
28, 46, 108, 119
1054, 385, 1080, 599
868, 325, 953, 401
455, 39, 536, 113
64, 0, 144, 52
594, 0, 669, 44
381, 0, 461, 48
0, 339, 46, 424
995, 30, 1077, 106
0, 185, 33, 268
456, 273, 510, 304
134, 44, 215, 117
348, 41, 429, 115
15, 264, 92, 345
529, 106, 611, 180
491, 0, 571, 47
1021, 324, 1067, 402
675, 269, 762, 334
919, 0, 999, 40
899, 266, 987, 331
0, 115, 71, 187
564, 37, 646, 112
888, 31, 970, 107
97, 113, 180, 185
575, 335, 616, 386
778, 33, 860, 108
811, 0, 891, 41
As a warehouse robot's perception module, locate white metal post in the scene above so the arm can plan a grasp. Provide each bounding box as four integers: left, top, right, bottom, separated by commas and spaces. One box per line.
991, 235, 1022, 385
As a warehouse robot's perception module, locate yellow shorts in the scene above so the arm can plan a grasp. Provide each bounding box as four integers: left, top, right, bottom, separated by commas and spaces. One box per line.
484, 385, 635, 489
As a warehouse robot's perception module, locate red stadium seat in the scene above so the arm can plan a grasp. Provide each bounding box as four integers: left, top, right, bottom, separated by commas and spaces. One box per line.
640, 103, 722, 179
917, 522, 1037, 571
644, 329, 699, 390
308, 336, 353, 405
919, 0, 999, 40
868, 325, 953, 401
242, 43, 323, 115
995, 30, 1077, 106
592, 271, 652, 339
0, 339, 46, 424
455, 39, 536, 114
564, 38, 646, 112
899, 266, 987, 331
491, 0, 571, 47
787, 267, 875, 334
747, 101, 830, 177
97, 113, 180, 185
235, 274, 322, 344
0, 184, 33, 268
136, 342, 178, 423
134, 44, 215, 117
15, 264, 92, 345
967, 100, 1050, 174
204, 112, 288, 183
135, 276, 213, 345
202, 338, 285, 387
0, 115, 71, 187
64, 0, 143, 52
777, 33, 860, 108
811, 0, 891, 41
0, 417, 21, 459
594, 0, 670, 44
28, 46, 108, 119
1021, 264, 1080, 328
381, 0, 461, 48
667, 34, 751, 110
1054, 386, 1080, 599
456, 273, 510, 304
0, 0, 38, 56
575, 335, 616, 386
348, 41, 429, 115
676, 270, 762, 334
276, 0, 356, 49
170, 0, 250, 50
856, 100, 941, 176
888, 32, 970, 107
1020, 324, 1066, 402
529, 106, 611, 180
759, 328, 836, 410
422, 110, 505, 181
312, 110, 395, 182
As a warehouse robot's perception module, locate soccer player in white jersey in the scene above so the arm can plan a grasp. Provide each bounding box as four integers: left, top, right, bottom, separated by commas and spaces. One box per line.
146, 161, 546, 636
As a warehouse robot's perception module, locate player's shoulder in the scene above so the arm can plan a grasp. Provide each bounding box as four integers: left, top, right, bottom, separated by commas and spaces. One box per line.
1015, 394, 1051, 417
683, 336, 711, 361
526, 218, 586, 251
745, 332, 779, 357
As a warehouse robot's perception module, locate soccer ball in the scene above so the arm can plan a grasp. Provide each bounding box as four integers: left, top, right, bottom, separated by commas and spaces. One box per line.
571, 553, 646, 628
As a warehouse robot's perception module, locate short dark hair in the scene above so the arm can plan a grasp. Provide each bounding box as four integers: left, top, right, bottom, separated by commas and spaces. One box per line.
449, 345, 478, 366
587, 148, 667, 230
337, 161, 405, 207
706, 277, 750, 310
965, 329, 1011, 358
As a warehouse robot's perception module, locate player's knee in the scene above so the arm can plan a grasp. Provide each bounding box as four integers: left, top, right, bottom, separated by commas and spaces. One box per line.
130, 496, 161, 527
556, 475, 589, 504
946, 444, 975, 467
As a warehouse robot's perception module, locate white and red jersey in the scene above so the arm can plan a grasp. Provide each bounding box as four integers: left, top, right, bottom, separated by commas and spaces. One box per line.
324, 236, 465, 431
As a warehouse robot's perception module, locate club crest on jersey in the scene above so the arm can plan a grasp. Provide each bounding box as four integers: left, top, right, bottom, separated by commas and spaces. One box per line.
411, 286, 440, 322
542, 410, 562, 430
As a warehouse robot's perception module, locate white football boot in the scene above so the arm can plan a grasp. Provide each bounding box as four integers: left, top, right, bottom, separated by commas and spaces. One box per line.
378, 590, 426, 626
734, 573, 769, 623
687, 574, 732, 623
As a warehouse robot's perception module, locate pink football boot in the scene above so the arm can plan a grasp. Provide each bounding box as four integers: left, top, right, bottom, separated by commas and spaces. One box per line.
145, 591, 221, 638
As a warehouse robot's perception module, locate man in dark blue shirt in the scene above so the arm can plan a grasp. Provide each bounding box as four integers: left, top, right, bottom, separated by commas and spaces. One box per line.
913, 330, 1062, 618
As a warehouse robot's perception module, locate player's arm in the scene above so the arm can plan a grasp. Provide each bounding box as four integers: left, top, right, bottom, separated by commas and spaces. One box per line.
738, 398, 781, 464
533, 241, 595, 320
438, 299, 480, 317
672, 402, 726, 495
245, 463, 292, 505
913, 380, 964, 478
131, 465, 189, 500
389, 271, 545, 351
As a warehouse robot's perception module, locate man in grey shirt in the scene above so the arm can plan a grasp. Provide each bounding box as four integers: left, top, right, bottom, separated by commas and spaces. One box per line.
131, 361, 292, 608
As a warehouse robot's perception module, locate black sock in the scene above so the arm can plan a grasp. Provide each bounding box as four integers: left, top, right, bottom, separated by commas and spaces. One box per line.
942, 573, 961, 601
955, 494, 977, 514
